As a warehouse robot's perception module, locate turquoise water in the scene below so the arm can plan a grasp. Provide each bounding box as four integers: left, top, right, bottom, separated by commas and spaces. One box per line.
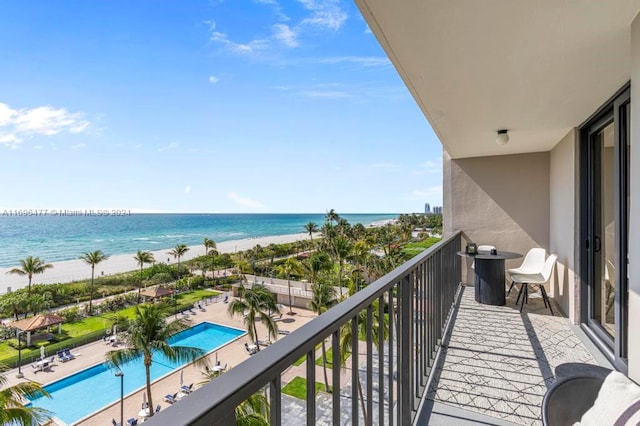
0, 213, 397, 267
27, 322, 245, 425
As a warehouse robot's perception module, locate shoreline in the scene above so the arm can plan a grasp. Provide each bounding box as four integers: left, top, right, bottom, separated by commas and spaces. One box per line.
0, 232, 310, 294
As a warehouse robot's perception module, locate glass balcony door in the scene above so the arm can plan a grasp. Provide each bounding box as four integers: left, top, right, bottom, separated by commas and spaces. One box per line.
580, 86, 629, 371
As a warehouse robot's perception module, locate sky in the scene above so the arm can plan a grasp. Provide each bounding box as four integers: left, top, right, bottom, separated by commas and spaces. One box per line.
0, 0, 443, 214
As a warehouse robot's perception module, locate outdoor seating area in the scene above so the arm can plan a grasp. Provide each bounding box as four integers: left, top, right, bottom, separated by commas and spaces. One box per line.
56, 348, 76, 362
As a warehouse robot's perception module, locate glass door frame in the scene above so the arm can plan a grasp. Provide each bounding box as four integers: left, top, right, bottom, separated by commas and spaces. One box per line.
579, 84, 629, 372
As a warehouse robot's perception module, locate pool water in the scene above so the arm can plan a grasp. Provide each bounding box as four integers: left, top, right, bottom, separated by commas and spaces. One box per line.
27, 322, 245, 425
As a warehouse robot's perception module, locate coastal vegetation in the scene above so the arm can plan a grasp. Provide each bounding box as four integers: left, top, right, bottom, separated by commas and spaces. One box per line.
0, 212, 441, 373
227, 284, 278, 351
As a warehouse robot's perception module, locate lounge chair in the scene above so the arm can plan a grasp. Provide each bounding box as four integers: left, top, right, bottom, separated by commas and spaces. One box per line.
163, 393, 178, 404
244, 343, 258, 355
223, 295, 229, 303
63, 349, 75, 360
181, 383, 193, 394
126, 418, 137, 426
31, 364, 40, 373
277, 329, 290, 335
112, 419, 121, 426
155, 404, 161, 413
57, 350, 69, 362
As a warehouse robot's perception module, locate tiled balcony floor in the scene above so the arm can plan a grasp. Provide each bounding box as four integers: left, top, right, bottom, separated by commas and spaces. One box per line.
426, 284, 601, 425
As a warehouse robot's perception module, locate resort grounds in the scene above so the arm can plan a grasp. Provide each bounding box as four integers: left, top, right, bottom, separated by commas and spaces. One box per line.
3, 289, 320, 425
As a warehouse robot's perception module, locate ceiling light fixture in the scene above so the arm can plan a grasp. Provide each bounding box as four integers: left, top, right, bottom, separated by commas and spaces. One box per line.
496, 129, 509, 145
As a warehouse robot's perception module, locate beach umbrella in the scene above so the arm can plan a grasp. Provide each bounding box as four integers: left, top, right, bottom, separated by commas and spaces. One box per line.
143, 391, 147, 408
40, 345, 45, 360
180, 370, 184, 386
215, 352, 218, 365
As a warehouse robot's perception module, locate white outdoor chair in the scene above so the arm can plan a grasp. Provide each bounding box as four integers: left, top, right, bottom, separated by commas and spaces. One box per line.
511, 254, 558, 315
506, 248, 546, 296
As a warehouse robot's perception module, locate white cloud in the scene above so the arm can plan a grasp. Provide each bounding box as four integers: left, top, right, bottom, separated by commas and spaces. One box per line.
184, 185, 191, 194
273, 24, 298, 47
210, 30, 270, 54
366, 162, 402, 171
227, 191, 265, 209
71, 143, 87, 150
158, 142, 179, 152
316, 56, 390, 67
413, 156, 443, 175
302, 90, 352, 99
0, 102, 90, 147
208, 75, 220, 84
298, 0, 347, 31
404, 186, 443, 203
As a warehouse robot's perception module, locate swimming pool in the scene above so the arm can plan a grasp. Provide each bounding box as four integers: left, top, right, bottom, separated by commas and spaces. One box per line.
27, 322, 245, 425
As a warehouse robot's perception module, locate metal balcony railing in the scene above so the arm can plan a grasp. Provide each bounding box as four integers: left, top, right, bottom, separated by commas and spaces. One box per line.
146, 231, 462, 426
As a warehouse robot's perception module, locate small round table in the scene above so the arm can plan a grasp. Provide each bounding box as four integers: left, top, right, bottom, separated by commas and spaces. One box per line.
457, 251, 522, 306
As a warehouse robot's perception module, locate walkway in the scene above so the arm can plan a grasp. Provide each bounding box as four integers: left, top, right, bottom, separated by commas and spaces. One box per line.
425, 285, 607, 425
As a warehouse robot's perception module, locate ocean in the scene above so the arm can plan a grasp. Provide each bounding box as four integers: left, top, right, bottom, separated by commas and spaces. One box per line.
0, 213, 397, 268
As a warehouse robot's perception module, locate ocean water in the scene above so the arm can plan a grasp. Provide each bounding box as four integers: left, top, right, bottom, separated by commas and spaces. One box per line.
0, 213, 397, 268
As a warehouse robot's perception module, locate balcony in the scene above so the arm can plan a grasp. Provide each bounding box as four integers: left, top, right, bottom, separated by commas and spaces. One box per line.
145, 232, 606, 426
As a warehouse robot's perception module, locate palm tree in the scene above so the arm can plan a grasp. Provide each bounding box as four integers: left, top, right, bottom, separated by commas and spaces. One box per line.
0, 367, 52, 425
325, 209, 339, 224
227, 285, 278, 351
168, 244, 190, 276
303, 252, 332, 286
106, 304, 205, 419
199, 368, 269, 425
304, 222, 319, 245
309, 281, 337, 393
6, 257, 53, 296
79, 250, 109, 315
234, 391, 270, 426
203, 238, 217, 256
339, 299, 389, 424
134, 250, 155, 303
275, 258, 303, 315
333, 236, 353, 297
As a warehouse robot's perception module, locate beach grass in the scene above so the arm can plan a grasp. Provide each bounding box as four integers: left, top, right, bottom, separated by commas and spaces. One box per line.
282, 376, 331, 399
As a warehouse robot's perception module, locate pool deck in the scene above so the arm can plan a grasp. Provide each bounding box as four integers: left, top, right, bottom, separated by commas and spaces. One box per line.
2, 291, 319, 425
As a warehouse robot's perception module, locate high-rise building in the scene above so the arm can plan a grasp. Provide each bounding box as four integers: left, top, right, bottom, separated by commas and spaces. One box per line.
424, 203, 431, 214
433, 206, 442, 215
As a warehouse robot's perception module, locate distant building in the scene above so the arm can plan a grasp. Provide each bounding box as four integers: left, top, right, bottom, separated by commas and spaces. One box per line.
424, 203, 431, 214
433, 206, 443, 215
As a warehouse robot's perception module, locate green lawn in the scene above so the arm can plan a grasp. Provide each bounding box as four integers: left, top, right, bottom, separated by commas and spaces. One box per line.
0, 288, 220, 367
292, 343, 322, 366
314, 345, 334, 368
282, 376, 331, 399
401, 237, 441, 257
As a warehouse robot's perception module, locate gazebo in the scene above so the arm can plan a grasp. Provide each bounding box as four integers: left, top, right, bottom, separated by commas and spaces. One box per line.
11, 313, 64, 346
140, 286, 175, 300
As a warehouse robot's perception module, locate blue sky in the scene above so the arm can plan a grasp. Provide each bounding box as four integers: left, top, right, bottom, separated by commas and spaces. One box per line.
0, 0, 442, 214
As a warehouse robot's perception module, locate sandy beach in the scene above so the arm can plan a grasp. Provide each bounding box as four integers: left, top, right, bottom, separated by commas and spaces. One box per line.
0, 232, 310, 294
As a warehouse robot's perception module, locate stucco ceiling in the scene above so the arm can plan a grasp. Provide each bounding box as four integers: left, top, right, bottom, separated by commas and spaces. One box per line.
356, 0, 640, 159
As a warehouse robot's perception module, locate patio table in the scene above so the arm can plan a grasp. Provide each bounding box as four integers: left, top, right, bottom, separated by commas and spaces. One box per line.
457, 250, 522, 305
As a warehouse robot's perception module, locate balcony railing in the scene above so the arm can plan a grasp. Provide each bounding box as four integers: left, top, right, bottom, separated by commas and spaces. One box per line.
146, 231, 462, 426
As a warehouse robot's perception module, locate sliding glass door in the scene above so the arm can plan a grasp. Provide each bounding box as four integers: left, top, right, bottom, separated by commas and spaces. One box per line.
580, 86, 629, 370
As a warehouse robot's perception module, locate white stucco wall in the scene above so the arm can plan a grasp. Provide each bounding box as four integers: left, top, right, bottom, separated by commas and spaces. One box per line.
443, 151, 550, 284
549, 129, 579, 322
627, 12, 640, 382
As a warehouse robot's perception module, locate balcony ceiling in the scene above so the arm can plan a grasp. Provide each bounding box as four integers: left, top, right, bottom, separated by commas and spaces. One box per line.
356, 0, 640, 159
